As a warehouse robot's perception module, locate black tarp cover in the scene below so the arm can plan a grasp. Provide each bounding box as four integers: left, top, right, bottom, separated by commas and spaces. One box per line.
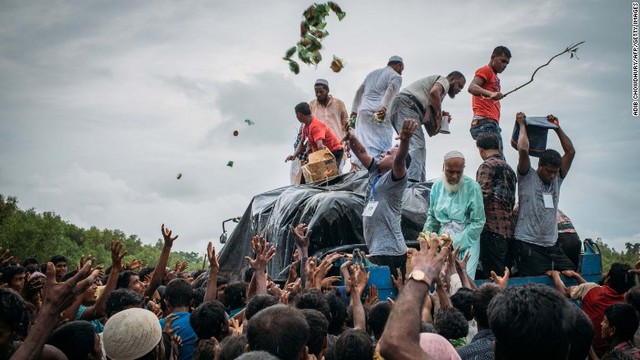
218, 170, 432, 281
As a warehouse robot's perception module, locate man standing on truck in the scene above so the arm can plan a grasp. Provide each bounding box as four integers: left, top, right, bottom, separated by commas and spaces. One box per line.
310, 79, 350, 172
344, 118, 418, 278
468, 46, 511, 152
286, 102, 344, 167
513, 112, 576, 276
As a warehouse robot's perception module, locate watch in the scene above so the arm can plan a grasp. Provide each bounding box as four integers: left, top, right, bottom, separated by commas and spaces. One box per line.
407, 270, 431, 286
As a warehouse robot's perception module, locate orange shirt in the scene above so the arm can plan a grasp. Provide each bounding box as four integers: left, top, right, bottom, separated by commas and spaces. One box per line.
302, 117, 343, 152
471, 65, 501, 122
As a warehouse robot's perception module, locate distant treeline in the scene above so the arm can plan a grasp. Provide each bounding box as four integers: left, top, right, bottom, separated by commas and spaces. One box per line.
0, 194, 205, 270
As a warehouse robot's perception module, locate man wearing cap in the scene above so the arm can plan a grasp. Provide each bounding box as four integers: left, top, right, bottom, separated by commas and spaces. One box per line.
424, 151, 485, 279
310, 79, 349, 171
350, 56, 404, 169
468, 46, 512, 151
103, 308, 165, 360
388, 71, 467, 182
513, 112, 576, 276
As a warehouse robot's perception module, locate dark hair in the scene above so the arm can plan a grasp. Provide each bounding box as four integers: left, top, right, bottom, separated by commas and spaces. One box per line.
472, 284, 502, 328
539, 149, 562, 168
0, 288, 31, 338
0, 265, 25, 285
325, 290, 347, 336
47, 321, 98, 360
488, 284, 574, 360
608, 263, 636, 294
49, 255, 67, 264
451, 287, 474, 321
236, 351, 279, 360
492, 46, 512, 59
476, 132, 501, 151
116, 270, 137, 290
223, 281, 247, 311
328, 329, 373, 360
627, 285, 640, 311
367, 301, 391, 340
138, 266, 155, 282
435, 308, 468, 340
295, 102, 312, 116
247, 305, 310, 360
190, 300, 228, 340
218, 334, 248, 360
301, 308, 329, 357
447, 70, 465, 81
604, 303, 639, 341
420, 322, 437, 333
568, 305, 594, 360
245, 294, 279, 321
243, 267, 254, 283
21, 257, 38, 268
106, 288, 144, 317
295, 289, 331, 323
192, 287, 207, 309
164, 278, 193, 308
193, 338, 217, 360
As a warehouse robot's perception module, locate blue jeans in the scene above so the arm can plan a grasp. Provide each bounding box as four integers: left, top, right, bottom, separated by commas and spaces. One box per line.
470, 117, 503, 154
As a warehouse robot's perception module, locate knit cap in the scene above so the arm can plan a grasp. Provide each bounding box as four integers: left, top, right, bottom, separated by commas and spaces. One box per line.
103, 308, 162, 360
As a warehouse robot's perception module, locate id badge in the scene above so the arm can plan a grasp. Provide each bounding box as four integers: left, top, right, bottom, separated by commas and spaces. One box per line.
543, 193, 554, 209
362, 201, 379, 217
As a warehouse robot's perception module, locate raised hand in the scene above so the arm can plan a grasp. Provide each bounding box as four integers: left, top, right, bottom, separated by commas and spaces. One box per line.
163, 313, 180, 336
410, 233, 451, 284
207, 241, 219, 272
43, 260, 99, 314
111, 241, 126, 270
124, 258, 143, 271
289, 223, 312, 252
364, 284, 379, 310
547, 114, 559, 127
161, 224, 179, 247
245, 236, 276, 273
349, 262, 369, 297
396, 118, 419, 140
0, 246, 14, 268
491, 267, 511, 288
516, 112, 526, 126
320, 276, 341, 291
391, 268, 403, 291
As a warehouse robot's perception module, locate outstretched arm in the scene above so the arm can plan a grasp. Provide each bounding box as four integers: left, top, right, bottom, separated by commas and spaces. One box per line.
378, 235, 450, 360
204, 241, 219, 302
145, 224, 178, 299
516, 112, 531, 175
344, 129, 373, 169
392, 119, 418, 180
549, 115, 575, 178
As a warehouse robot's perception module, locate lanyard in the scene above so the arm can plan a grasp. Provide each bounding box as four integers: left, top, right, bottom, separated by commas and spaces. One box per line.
370, 175, 381, 201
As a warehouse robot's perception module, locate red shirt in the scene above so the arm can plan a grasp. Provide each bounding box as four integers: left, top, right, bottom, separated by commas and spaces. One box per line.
471, 65, 501, 122
302, 117, 343, 152
582, 285, 626, 353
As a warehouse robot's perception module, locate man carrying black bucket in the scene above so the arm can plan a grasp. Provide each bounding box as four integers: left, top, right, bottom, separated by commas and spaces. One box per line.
513, 112, 576, 276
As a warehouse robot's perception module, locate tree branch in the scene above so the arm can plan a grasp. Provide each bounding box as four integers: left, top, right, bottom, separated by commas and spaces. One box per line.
503, 41, 585, 98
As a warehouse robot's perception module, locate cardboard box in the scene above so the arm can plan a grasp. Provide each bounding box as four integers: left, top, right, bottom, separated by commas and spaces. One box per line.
301, 149, 339, 183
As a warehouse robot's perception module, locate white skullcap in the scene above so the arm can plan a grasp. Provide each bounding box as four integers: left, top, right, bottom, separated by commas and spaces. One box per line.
444, 150, 465, 160
315, 79, 329, 87
103, 308, 162, 360
388, 55, 403, 63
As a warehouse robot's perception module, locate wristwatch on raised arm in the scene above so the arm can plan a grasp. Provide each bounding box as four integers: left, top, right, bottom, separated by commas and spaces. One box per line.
407, 269, 431, 286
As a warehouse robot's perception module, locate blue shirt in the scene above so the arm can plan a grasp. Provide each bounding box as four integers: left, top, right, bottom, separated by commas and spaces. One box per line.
160, 312, 197, 360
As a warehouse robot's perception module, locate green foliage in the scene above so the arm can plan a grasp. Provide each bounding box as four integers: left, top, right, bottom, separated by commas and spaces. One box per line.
595, 238, 639, 272
284, 2, 346, 73
0, 194, 205, 270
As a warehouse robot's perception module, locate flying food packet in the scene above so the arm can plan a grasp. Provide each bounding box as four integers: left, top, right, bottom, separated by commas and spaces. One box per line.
245, 119, 255, 126
226, 161, 234, 167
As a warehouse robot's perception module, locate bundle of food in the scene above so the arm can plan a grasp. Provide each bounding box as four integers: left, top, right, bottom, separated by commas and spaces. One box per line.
417, 232, 452, 249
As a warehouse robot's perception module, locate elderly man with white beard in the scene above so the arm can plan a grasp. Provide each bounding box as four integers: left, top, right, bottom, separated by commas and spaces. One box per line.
424, 151, 485, 279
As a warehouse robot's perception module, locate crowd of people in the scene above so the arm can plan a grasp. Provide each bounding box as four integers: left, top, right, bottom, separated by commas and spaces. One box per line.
0, 45, 639, 359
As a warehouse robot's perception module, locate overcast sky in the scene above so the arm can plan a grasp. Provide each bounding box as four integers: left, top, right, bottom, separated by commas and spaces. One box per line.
0, 0, 637, 256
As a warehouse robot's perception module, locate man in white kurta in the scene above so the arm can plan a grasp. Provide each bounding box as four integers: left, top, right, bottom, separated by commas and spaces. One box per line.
350, 56, 403, 168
